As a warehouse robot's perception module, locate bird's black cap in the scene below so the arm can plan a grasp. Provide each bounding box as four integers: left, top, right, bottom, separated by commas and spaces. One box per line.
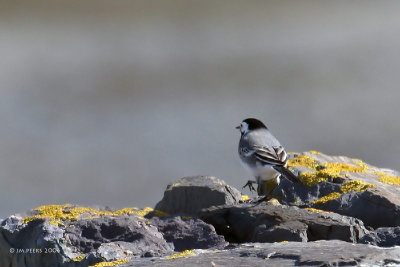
243, 118, 268, 130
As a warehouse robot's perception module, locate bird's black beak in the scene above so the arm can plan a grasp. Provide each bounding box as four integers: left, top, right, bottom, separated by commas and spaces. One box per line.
235, 125, 240, 130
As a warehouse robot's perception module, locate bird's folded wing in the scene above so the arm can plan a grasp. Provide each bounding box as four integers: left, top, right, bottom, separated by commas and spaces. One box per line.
252, 145, 287, 166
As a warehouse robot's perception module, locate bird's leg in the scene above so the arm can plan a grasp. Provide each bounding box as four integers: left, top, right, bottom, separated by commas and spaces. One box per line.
242, 180, 257, 193
254, 178, 280, 205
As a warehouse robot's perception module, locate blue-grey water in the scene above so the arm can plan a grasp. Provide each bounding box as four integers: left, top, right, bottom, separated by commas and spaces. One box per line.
1, 1, 400, 218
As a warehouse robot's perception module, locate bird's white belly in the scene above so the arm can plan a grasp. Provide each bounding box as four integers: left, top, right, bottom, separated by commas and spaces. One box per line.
241, 161, 280, 184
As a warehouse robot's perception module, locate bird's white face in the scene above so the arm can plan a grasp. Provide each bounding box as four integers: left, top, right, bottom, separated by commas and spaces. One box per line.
236, 121, 249, 134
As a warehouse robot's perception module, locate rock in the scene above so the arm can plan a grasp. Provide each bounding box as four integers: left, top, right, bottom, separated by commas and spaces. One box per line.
3, 151, 400, 266
154, 176, 242, 216
198, 201, 367, 243
149, 216, 228, 251
64, 214, 173, 258
359, 227, 400, 247
0, 205, 174, 266
272, 151, 400, 228
125, 240, 400, 266
0, 204, 229, 267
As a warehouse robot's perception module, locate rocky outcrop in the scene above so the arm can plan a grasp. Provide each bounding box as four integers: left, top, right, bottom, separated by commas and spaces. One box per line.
1, 151, 400, 266
359, 227, 400, 247
148, 216, 227, 251
154, 176, 242, 215
127, 241, 400, 267
0, 205, 225, 267
199, 202, 367, 243
273, 151, 400, 228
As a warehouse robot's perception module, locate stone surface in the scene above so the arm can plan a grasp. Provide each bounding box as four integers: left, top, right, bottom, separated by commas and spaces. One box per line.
359, 227, 400, 247
124, 241, 400, 266
63, 214, 173, 258
149, 216, 228, 251
0, 204, 226, 267
272, 151, 400, 228
154, 176, 242, 216
199, 201, 367, 243
3, 152, 400, 266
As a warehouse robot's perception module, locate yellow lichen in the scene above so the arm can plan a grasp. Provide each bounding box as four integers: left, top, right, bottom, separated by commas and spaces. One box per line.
305, 207, 331, 213
181, 216, 192, 220
132, 207, 154, 218
72, 254, 85, 262
295, 160, 370, 187
287, 155, 318, 170
324, 163, 365, 173
168, 182, 181, 190
340, 180, 376, 194
153, 209, 169, 217
89, 259, 129, 267
165, 250, 195, 260
298, 171, 329, 187
22, 204, 153, 226
267, 198, 279, 205
353, 159, 370, 170
374, 171, 400, 185
308, 150, 321, 155
312, 192, 341, 205
241, 194, 250, 201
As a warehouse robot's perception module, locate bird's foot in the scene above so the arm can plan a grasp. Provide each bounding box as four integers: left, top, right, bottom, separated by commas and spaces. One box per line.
242, 180, 257, 193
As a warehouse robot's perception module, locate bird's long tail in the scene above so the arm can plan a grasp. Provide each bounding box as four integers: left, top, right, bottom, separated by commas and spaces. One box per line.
273, 166, 299, 183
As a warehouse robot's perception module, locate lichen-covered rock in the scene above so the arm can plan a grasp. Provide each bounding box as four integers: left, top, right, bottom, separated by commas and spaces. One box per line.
0, 205, 174, 267
272, 151, 400, 228
198, 201, 367, 243
0, 203, 230, 267
125, 240, 400, 266
154, 176, 243, 216
359, 227, 400, 247
3, 151, 400, 266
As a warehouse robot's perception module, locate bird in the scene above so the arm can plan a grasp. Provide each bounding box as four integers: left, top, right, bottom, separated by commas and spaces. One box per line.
236, 118, 298, 199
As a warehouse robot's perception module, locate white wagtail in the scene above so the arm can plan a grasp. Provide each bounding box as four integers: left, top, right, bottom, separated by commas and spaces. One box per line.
236, 118, 298, 198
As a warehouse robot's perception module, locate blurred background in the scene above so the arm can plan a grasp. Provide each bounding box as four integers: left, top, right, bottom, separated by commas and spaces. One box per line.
1, 1, 400, 218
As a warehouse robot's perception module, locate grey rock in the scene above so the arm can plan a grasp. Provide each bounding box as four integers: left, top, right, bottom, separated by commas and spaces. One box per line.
359, 227, 400, 247
123, 240, 400, 266
272, 151, 400, 228
0, 217, 68, 267
0, 204, 229, 267
198, 202, 367, 243
64, 214, 174, 257
149, 216, 228, 251
154, 176, 242, 216
0, 205, 174, 267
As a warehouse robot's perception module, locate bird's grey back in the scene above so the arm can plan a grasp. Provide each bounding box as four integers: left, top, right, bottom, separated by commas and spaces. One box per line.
239, 128, 282, 151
